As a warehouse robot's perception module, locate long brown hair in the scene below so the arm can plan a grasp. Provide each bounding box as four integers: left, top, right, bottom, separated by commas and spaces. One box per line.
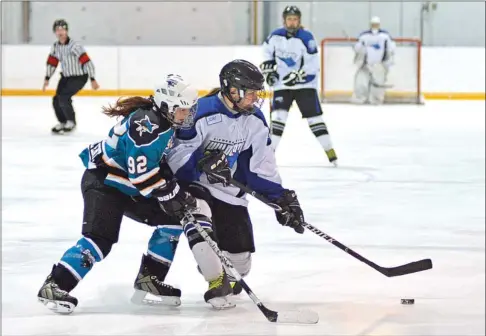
102, 96, 153, 118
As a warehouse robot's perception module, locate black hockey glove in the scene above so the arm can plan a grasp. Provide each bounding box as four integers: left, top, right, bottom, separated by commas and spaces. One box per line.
260, 60, 276, 74
197, 150, 231, 186
153, 179, 197, 219
260, 60, 279, 87
272, 190, 305, 234
282, 69, 306, 87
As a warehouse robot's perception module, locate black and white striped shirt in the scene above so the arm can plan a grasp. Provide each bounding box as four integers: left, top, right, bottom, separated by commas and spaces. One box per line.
45, 37, 96, 80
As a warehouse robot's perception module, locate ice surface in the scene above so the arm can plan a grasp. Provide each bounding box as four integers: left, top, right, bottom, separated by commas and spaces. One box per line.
2, 97, 485, 335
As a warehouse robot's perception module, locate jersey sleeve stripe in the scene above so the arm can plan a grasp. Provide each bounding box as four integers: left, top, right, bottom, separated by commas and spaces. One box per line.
138, 178, 166, 197
106, 173, 133, 188
102, 154, 126, 171
130, 166, 160, 184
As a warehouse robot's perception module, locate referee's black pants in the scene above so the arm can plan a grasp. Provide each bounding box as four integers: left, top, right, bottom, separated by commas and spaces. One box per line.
53, 73, 88, 124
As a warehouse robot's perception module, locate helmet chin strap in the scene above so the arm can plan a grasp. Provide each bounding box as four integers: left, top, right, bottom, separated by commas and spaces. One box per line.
223, 90, 250, 115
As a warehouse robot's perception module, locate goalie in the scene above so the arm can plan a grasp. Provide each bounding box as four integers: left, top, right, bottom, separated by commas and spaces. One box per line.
352, 16, 396, 104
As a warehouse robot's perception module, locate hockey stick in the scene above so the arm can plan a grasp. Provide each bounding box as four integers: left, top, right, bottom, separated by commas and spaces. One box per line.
181, 211, 319, 324
216, 175, 432, 278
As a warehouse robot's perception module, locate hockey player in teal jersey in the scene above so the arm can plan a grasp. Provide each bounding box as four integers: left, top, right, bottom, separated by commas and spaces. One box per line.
37, 74, 235, 314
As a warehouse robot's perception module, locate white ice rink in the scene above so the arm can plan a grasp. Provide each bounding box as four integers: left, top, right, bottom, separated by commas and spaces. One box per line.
2, 97, 485, 335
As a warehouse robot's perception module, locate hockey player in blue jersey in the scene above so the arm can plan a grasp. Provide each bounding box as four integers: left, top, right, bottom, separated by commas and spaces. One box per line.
261, 5, 338, 166
164, 60, 307, 295
37, 74, 235, 313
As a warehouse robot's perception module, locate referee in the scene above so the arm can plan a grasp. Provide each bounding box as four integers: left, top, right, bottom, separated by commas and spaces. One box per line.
43, 19, 100, 134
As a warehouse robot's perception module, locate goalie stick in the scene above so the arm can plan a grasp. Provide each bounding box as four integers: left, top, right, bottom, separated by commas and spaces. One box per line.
180, 211, 319, 324
206, 171, 433, 278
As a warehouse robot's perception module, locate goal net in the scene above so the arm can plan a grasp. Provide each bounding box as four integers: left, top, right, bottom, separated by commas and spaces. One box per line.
320, 37, 424, 104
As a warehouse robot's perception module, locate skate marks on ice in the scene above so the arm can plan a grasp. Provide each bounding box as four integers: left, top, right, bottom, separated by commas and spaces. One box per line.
278, 164, 484, 186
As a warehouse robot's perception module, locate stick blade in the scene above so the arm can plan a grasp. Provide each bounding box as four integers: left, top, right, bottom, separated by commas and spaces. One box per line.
382, 258, 433, 277
275, 310, 319, 324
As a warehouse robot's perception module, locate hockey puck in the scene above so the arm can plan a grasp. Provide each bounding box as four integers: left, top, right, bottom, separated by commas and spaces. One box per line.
401, 299, 415, 305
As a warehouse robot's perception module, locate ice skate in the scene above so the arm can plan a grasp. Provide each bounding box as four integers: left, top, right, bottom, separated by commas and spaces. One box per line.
204, 271, 235, 309
62, 120, 76, 133
131, 254, 181, 306
230, 281, 243, 295
51, 123, 65, 134
37, 266, 78, 314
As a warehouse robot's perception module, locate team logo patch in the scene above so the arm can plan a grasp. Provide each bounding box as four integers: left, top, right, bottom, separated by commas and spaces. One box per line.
206, 114, 222, 126
134, 115, 159, 136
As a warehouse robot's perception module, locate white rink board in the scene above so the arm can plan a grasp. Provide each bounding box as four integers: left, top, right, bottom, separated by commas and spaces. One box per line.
2, 98, 485, 335
1, 45, 485, 94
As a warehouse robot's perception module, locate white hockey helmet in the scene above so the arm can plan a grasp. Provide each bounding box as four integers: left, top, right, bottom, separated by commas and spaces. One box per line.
153, 74, 198, 128
370, 16, 381, 25
370, 16, 381, 30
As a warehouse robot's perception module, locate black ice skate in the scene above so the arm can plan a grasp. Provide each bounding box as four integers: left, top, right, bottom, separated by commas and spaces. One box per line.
131, 254, 181, 307
230, 281, 243, 295
204, 271, 235, 310
37, 266, 78, 314
51, 123, 65, 134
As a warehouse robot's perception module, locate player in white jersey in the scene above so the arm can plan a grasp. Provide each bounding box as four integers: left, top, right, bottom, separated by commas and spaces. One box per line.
352, 16, 396, 104
261, 5, 338, 166
165, 59, 307, 293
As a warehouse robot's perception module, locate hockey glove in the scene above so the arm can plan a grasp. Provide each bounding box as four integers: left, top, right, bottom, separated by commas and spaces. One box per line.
266, 72, 279, 87
197, 150, 232, 186
260, 60, 277, 74
272, 189, 305, 234
260, 60, 279, 87
282, 69, 306, 87
153, 179, 197, 219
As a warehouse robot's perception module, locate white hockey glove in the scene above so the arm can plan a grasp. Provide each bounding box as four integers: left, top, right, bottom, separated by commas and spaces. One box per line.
282, 69, 306, 87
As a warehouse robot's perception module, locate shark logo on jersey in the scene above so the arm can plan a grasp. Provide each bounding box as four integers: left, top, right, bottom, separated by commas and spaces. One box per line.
134, 115, 159, 137
205, 138, 245, 168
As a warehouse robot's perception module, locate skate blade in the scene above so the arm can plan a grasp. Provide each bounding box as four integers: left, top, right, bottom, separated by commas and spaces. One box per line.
131, 289, 181, 307
207, 295, 236, 310
38, 297, 75, 314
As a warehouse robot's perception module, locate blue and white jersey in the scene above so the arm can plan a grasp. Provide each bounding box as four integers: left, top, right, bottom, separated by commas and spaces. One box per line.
354, 29, 396, 67
167, 92, 285, 207
262, 27, 319, 91
79, 108, 175, 197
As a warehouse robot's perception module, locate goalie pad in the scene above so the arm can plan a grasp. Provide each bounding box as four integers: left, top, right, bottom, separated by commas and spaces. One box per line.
352, 63, 389, 104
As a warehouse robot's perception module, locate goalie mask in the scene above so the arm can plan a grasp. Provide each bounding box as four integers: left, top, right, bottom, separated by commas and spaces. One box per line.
219, 59, 265, 115
152, 74, 198, 129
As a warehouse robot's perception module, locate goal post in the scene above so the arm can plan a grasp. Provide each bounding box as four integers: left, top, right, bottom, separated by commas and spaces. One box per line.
320, 37, 424, 104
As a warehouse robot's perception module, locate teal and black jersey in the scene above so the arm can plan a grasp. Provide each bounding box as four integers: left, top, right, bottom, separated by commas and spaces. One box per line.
79, 107, 175, 197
